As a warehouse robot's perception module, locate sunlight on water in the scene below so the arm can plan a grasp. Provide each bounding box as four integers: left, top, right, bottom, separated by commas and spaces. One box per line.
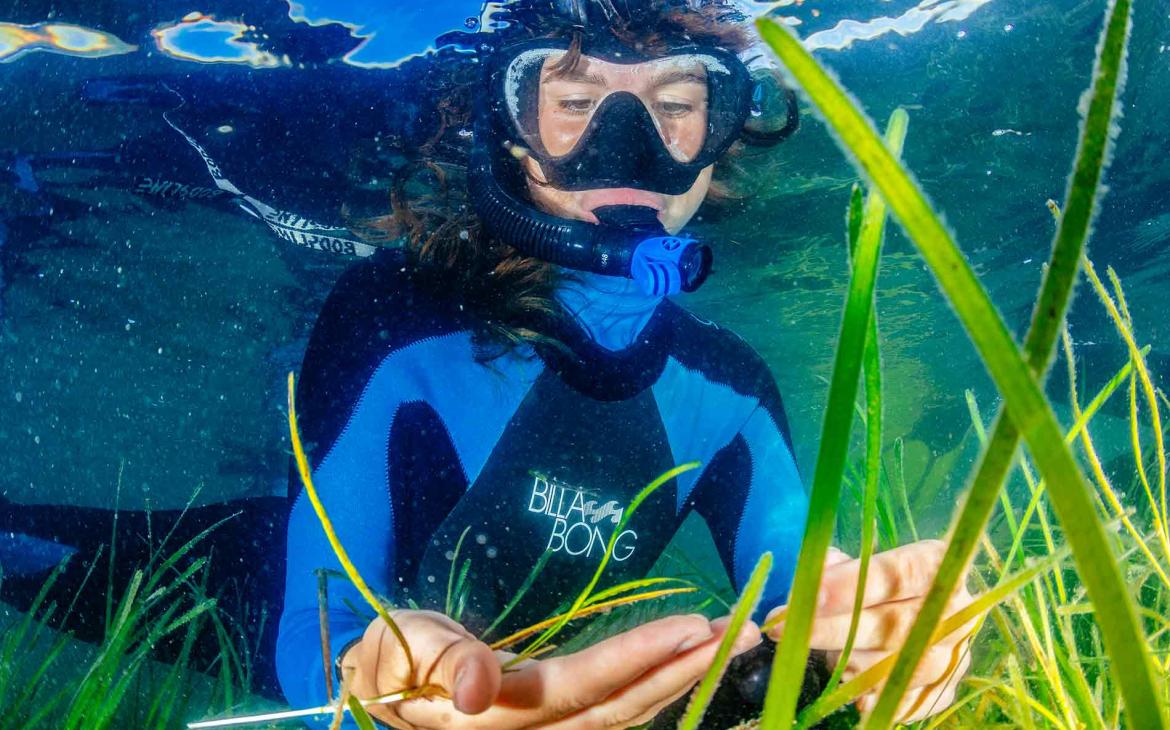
0, 21, 134, 63
151, 12, 286, 68
751, 0, 995, 52
801, 0, 993, 51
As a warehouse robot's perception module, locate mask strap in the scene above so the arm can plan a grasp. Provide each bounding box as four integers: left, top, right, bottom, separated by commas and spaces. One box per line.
741, 83, 800, 147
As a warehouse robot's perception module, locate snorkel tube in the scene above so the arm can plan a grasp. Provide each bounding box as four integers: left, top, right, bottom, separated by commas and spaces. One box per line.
467, 139, 712, 296
468, 116, 713, 298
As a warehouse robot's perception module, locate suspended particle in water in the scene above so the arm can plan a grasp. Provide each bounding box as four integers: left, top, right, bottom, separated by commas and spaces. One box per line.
476, 533, 487, 545
486, 547, 498, 559
217, 124, 234, 134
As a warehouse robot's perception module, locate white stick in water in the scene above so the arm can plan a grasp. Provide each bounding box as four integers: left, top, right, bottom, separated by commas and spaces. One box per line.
187, 690, 411, 728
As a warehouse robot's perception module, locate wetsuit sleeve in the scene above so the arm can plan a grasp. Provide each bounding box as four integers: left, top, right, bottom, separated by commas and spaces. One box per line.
276, 444, 395, 719
687, 368, 808, 619
275, 259, 405, 723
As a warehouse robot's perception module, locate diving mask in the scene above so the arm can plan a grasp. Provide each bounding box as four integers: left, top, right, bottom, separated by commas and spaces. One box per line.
491, 39, 753, 195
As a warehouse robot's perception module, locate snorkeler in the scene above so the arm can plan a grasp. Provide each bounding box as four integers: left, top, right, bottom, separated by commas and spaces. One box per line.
0, 1, 977, 726
276, 1, 977, 728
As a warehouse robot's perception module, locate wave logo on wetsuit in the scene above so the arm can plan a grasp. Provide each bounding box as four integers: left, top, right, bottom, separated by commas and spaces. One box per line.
527, 473, 639, 562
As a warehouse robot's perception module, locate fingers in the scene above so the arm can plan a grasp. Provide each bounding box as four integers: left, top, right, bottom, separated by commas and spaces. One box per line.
849, 637, 972, 724
396, 613, 714, 730
505, 613, 715, 710
760, 546, 853, 639
612, 619, 761, 727
762, 541, 962, 640
856, 675, 963, 724
830, 640, 973, 688
807, 591, 977, 651
347, 611, 502, 726
344, 616, 412, 726
818, 540, 951, 616
897, 647, 969, 724
825, 546, 853, 567
541, 618, 762, 730
807, 596, 920, 650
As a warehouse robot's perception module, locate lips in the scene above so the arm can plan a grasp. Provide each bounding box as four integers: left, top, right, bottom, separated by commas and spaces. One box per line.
579, 188, 666, 213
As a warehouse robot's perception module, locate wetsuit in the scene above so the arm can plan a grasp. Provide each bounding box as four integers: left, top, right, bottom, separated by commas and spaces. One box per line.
276, 249, 810, 720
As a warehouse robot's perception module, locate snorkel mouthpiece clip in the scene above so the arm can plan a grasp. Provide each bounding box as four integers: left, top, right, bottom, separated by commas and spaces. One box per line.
630, 234, 711, 296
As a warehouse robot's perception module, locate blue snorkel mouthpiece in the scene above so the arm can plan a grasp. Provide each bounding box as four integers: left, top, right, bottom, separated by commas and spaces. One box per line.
631, 233, 712, 296
592, 205, 711, 297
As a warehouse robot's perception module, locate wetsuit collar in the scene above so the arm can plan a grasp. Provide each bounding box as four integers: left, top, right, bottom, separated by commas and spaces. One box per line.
555, 269, 664, 353
534, 269, 672, 401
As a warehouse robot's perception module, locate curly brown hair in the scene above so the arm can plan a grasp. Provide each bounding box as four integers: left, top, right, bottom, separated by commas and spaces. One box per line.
355, 2, 760, 358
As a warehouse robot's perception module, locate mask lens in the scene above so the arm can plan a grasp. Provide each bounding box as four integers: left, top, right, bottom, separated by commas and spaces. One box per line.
503, 49, 741, 164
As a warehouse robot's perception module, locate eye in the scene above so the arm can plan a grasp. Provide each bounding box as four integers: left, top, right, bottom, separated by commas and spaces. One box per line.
557, 97, 595, 114
654, 100, 694, 117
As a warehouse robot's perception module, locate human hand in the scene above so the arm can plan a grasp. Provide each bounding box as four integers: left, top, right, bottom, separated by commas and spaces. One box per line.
343, 609, 761, 729
764, 541, 976, 723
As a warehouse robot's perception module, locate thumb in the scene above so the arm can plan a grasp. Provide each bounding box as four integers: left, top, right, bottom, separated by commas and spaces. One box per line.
433, 634, 502, 714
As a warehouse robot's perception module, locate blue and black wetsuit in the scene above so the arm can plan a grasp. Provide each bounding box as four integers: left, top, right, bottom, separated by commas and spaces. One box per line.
276, 249, 810, 713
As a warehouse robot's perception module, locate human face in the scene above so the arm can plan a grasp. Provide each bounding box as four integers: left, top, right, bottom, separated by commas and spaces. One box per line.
521, 53, 716, 234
